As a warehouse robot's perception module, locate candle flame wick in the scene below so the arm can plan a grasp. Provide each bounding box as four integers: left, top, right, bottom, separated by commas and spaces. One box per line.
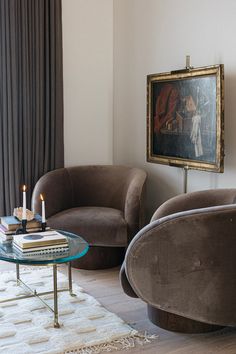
40, 194, 44, 201
23, 185, 26, 192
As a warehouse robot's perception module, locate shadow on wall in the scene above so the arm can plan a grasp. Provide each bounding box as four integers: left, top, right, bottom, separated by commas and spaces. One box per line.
224, 72, 236, 171
145, 169, 179, 222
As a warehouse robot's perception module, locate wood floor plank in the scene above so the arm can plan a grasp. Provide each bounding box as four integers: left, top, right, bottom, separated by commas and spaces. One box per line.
1, 261, 236, 353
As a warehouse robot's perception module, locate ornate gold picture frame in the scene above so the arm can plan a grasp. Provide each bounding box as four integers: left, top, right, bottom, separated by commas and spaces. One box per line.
147, 64, 224, 172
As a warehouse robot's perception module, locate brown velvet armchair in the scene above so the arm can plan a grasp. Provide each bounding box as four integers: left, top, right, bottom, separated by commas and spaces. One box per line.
120, 189, 236, 333
32, 165, 147, 269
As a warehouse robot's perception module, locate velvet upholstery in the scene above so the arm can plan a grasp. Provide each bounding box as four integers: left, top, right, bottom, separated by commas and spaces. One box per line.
47, 207, 127, 247
31, 165, 147, 251
121, 189, 236, 331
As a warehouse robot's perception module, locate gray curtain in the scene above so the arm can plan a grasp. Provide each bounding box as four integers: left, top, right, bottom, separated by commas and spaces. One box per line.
0, 0, 64, 215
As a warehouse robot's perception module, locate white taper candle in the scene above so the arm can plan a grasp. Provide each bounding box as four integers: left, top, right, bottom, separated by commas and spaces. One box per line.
40, 194, 46, 223
22, 185, 27, 220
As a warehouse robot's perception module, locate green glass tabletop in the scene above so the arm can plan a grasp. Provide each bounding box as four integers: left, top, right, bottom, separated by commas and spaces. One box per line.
0, 230, 89, 265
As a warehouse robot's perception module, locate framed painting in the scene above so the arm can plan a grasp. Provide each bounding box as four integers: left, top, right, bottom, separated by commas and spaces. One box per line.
147, 64, 224, 172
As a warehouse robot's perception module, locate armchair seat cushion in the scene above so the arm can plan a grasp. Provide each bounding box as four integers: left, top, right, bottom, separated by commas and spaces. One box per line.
47, 206, 127, 247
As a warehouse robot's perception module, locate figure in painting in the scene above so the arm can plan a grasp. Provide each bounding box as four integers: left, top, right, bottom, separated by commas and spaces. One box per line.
184, 89, 203, 158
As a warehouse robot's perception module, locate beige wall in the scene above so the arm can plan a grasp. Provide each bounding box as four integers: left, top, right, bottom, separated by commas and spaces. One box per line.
113, 0, 236, 218
62, 0, 113, 166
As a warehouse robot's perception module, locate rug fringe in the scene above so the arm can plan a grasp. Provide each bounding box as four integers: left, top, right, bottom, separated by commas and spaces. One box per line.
64, 331, 158, 354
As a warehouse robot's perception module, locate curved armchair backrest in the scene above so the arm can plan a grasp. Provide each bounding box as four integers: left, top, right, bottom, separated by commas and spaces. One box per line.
32, 168, 72, 219
32, 166, 147, 228
125, 204, 236, 326
66, 165, 139, 209
152, 189, 236, 221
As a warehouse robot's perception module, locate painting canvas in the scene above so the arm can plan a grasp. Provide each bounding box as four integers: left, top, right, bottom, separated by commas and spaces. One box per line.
147, 65, 224, 172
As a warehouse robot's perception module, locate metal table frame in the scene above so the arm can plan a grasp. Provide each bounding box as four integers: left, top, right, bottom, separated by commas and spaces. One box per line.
0, 262, 75, 328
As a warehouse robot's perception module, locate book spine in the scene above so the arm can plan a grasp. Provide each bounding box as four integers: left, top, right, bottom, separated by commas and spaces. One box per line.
13, 245, 69, 255
13, 242, 69, 252
0, 226, 50, 236
0, 234, 12, 241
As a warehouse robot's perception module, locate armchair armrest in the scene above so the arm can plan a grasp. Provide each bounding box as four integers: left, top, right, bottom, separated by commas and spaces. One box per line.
124, 204, 236, 326
31, 168, 73, 218
151, 188, 236, 221
119, 262, 138, 298
124, 169, 147, 243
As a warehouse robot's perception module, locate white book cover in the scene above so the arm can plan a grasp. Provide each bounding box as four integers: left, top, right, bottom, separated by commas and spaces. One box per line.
13, 230, 68, 249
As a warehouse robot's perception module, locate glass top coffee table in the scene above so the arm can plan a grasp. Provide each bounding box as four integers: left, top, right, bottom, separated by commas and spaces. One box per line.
0, 230, 89, 328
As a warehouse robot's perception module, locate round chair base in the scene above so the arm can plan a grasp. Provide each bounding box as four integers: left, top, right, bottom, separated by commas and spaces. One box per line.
71, 246, 125, 270
147, 305, 224, 333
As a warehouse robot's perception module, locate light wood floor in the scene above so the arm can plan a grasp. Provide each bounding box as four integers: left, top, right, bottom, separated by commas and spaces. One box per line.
1, 261, 236, 354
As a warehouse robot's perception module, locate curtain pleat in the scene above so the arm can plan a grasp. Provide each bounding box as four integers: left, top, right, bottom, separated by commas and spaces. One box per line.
0, 0, 64, 215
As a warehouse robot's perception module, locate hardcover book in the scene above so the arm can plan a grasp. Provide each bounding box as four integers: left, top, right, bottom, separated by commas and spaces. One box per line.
0, 232, 12, 241
0, 224, 49, 236
13, 247, 70, 258
13, 230, 68, 249
13, 242, 69, 254
1, 214, 42, 231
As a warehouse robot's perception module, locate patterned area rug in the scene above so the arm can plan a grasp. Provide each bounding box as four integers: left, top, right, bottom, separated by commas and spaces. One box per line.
0, 268, 155, 354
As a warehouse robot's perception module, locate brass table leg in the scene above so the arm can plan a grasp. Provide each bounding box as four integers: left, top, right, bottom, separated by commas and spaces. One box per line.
16, 264, 20, 285
53, 264, 60, 328
68, 262, 76, 296
13, 263, 74, 328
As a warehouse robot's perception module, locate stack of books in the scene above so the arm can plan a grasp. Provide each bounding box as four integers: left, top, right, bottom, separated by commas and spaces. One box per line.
13, 230, 69, 256
0, 215, 44, 241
